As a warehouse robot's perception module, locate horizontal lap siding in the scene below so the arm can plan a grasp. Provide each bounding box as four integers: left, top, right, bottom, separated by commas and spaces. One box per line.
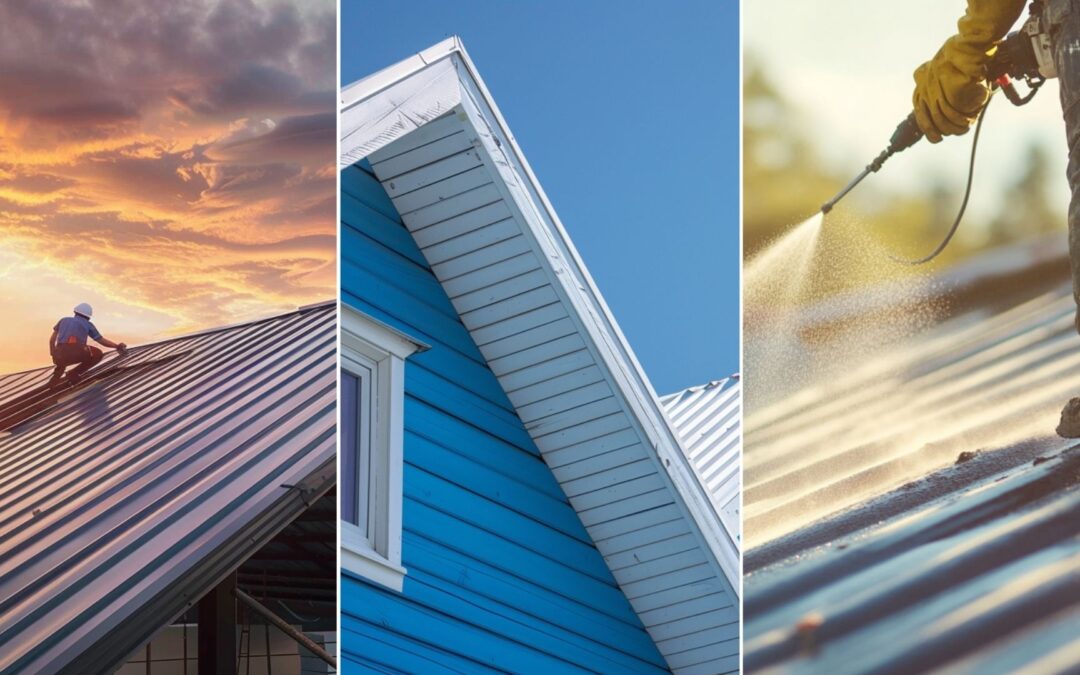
341, 165, 667, 674
364, 110, 739, 674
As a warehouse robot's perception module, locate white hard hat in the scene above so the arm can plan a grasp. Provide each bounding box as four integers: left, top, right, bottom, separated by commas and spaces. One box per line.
74, 302, 93, 318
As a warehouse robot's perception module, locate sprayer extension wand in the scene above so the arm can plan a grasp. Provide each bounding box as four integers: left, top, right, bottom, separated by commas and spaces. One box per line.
820, 112, 924, 215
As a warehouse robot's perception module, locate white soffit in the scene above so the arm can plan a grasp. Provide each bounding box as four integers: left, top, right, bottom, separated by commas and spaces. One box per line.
341, 37, 740, 674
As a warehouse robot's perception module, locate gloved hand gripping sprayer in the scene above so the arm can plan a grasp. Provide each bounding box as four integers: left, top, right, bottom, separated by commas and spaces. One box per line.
820, 4, 1057, 264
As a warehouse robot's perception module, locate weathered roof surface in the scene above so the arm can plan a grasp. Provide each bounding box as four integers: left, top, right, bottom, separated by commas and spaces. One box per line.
744, 278, 1080, 673
342, 37, 739, 674
0, 303, 336, 673
661, 378, 741, 546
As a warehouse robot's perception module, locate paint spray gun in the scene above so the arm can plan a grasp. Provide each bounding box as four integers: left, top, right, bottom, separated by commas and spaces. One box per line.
819, 4, 1057, 263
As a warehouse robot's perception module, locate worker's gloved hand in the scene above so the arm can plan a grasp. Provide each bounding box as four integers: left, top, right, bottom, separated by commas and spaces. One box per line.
912, 0, 1027, 143
117, 343, 128, 355
912, 41, 991, 143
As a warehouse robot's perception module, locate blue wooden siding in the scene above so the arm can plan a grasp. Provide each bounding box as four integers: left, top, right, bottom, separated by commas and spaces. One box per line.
341, 163, 669, 674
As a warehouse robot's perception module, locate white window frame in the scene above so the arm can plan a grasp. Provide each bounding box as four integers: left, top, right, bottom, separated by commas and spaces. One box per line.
340, 305, 425, 592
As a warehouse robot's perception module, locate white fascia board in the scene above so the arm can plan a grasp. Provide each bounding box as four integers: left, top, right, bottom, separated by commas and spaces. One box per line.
339, 42, 740, 595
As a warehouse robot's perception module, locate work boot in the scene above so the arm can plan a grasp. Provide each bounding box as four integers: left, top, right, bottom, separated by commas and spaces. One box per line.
66, 372, 83, 387
1056, 397, 1080, 438
47, 370, 64, 388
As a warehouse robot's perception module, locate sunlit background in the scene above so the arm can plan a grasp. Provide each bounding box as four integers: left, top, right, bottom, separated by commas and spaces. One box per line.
0, 0, 335, 373
745, 0, 1067, 269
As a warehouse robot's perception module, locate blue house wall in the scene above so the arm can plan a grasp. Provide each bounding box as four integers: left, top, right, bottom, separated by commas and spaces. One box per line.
340, 164, 669, 674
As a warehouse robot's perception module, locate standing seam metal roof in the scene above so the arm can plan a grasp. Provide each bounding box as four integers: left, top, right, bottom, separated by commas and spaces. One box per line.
0, 303, 336, 673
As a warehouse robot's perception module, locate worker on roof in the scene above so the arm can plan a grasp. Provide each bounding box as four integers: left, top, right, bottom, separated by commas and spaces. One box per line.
48, 303, 127, 387
912, 0, 1080, 435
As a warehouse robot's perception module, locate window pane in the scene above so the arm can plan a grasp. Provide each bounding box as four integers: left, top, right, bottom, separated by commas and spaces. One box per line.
340, 368, 358, 525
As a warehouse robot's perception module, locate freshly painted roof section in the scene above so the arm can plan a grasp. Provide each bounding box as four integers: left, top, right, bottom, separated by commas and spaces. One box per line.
745, 279, 1080, 671
342, 37, 738, 672
0, 303, 336, 673
661, 378, 741, 546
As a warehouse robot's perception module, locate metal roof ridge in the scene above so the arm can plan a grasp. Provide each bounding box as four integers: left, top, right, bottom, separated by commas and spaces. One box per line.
662, 376, 741, 398
1, 301, 335, 378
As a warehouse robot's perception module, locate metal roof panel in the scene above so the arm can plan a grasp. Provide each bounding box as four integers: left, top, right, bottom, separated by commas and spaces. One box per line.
0, 304, 336, 673
744, 277, 1080, 673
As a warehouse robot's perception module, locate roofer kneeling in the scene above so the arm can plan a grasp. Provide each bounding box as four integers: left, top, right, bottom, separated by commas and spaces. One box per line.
48, 303, 127, 388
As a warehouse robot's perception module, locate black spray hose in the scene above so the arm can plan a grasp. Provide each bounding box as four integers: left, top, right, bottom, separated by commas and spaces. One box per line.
889, 93, 993, 265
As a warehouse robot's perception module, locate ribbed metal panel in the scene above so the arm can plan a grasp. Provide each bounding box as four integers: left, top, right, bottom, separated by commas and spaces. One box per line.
745, 283, 1080, 673
661, 378, 741, 545
0, 303, 336, 673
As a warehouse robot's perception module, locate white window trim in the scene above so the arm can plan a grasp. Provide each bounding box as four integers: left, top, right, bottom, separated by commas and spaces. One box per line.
340, 305, 426, 592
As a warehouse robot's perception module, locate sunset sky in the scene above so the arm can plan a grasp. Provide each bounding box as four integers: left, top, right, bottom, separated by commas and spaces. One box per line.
0, 0, 335, 373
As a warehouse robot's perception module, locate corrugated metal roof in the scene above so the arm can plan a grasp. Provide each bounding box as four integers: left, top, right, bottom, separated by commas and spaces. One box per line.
744, 276, 1080, 673
661, 378, 741, 545
342, 37, 739, 674
0, 303, 336, 673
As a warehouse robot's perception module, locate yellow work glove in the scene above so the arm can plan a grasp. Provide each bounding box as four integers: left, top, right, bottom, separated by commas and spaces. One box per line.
913, 0, 1026, 143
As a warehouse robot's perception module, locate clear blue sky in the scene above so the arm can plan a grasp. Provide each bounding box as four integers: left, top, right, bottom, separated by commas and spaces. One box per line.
342, 0, 739, 394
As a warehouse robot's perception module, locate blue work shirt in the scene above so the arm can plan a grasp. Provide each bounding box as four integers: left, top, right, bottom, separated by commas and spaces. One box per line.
54, 315, 102, 346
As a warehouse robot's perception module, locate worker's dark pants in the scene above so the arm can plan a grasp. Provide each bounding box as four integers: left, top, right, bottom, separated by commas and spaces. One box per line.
1048, 0, 1080, 328
52, 344, 102, 378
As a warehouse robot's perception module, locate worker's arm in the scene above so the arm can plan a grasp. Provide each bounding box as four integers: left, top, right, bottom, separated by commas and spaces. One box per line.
49, 328, 58, 356
913, 0, 1027, 143
94, 336, 127, 352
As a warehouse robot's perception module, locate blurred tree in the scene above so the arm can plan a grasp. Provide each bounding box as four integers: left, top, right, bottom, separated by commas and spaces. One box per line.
743, 56, 843, 255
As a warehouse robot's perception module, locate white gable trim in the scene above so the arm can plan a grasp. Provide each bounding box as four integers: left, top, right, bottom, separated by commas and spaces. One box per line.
342, 40, 464, 168
342, 37, 739, 673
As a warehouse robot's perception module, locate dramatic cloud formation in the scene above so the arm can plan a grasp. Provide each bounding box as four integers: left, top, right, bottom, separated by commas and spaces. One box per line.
0, 0, 335, 372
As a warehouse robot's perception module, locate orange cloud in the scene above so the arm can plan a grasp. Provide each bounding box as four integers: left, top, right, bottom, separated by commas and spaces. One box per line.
0, 0, 335, 373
